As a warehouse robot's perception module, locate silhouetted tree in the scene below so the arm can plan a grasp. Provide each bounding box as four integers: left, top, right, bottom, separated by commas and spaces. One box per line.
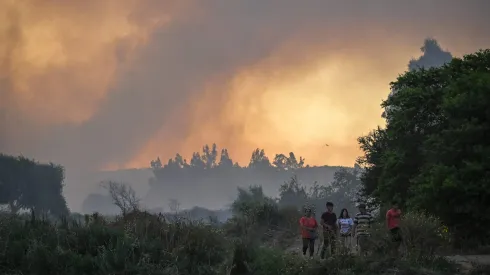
165, 153, 189, 169
150, 157, 162, 169
202, 144, 218, 169
0, 154, 69, 215
218, 148, 233, 168
248, 148, 271, 169
273, 154, 288, 169
102, 180, 140, 215
273, 152, 305, 170
190, 152, 205, 169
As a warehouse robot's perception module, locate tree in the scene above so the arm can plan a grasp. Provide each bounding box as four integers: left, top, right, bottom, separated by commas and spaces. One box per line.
190, 152, 205, 169
0, 154, 68, 215
277, 176, 308, 209
273, 152, 305, 170
272, 153, 288, 170
384, 38, 453, 119
101, 180, 140, 215
218, 148, 233, 168
248, 148, 271, 169
330, 168, 360, 207
165, 153, 189, 169
150, 157, 162, 169
202, 144, 218, 169
24, 162, 69, 216
358, 48, 490, 242
174, 153, 189, 168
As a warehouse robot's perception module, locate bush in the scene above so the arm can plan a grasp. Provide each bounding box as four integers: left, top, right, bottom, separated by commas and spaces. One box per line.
1, 208, 461, 275
0, 212, 231, 275
367, 211, 451, 260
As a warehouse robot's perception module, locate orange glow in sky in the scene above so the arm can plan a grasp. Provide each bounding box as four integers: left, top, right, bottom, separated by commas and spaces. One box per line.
2, 0, 490, 171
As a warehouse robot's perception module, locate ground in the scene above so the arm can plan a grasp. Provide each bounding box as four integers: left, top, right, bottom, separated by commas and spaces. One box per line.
445, 255, 490, 273
285, 235, 490, 274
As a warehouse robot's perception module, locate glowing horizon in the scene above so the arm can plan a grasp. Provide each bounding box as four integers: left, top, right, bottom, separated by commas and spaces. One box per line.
2, 0, 489, 173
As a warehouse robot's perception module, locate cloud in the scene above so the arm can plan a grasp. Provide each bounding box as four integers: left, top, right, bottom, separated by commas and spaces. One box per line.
2, 0, 490, 173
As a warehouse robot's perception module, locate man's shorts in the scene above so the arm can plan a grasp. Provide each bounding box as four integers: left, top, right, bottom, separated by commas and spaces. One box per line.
390, 227, 402, 243
340, 232, 351, 238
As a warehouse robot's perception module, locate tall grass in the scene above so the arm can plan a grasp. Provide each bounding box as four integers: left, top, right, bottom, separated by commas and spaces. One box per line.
0, 200, 459, 275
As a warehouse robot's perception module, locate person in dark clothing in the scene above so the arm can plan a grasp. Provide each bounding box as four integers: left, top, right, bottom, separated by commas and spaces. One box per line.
320, 201, 337, 259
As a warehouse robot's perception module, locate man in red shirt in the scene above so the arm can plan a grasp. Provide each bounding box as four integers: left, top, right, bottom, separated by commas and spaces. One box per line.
386, 200, 402, 256
299, 208, 318, 258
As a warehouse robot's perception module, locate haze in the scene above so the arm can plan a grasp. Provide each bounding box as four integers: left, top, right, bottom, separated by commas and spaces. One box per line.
1, 0, 489, 211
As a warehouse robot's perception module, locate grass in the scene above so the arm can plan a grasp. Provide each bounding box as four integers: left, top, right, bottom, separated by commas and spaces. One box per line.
0, 204, 464, 275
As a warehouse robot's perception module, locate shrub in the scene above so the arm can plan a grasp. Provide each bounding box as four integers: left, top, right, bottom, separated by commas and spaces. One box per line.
0, 212, 231, 275
367, 211, 451, 260
400, 211, 451, 256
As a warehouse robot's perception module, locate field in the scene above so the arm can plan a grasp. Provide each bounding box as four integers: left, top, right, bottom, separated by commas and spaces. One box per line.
0, 199, 483, 275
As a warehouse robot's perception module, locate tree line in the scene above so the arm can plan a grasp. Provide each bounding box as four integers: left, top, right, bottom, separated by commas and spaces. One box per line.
357, 47, 490, 246
2, 40, 489, 250
151, 145, 306, 171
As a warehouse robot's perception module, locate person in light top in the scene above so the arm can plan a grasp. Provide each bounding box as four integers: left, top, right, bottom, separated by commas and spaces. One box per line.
338, 208, 354, 250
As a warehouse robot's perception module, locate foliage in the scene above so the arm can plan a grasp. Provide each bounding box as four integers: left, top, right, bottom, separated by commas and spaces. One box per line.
101, 181, 141, 216
0, 181, 459, 275
0, 154, 69, 216
0, 213, 231, 275
357, 48, 490, 244
367, 211, 451, 259
277, 168, 360, 217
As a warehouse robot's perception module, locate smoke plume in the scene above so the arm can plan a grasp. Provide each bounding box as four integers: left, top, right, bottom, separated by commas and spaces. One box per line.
1, 1, 490, 209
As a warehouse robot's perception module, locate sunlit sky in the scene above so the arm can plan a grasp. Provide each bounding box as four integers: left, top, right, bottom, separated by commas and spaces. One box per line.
2, 0, 490, 171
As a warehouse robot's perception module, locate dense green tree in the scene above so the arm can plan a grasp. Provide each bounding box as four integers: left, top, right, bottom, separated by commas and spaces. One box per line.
358, 48, 490, 242
0, 154, 69, 215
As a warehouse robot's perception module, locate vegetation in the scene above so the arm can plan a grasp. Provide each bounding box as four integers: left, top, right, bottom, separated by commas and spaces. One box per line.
148, 145, 344, 195
0, 182, 458, 275
358, 47, 490, 247
1, 39, 489, 274
0, 154, 68, 216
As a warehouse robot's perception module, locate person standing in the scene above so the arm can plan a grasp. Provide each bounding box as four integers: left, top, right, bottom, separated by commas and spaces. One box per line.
338, 208, 354, 250
353, 203, 374, 255
299, 207, 318, 258
386, 201, 402, 256
320, 202, 337, 259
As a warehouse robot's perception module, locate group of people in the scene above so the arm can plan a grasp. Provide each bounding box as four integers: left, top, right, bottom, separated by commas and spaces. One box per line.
299, 201, 402, 259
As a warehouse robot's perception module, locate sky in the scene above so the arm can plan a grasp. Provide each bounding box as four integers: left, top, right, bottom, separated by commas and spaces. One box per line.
1, 0, 490, 174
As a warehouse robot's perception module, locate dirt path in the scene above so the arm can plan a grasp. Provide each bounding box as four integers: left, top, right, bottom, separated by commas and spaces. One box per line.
285, 236, 490, 273
445, 255, 490, 273
285, 235, 356, 256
